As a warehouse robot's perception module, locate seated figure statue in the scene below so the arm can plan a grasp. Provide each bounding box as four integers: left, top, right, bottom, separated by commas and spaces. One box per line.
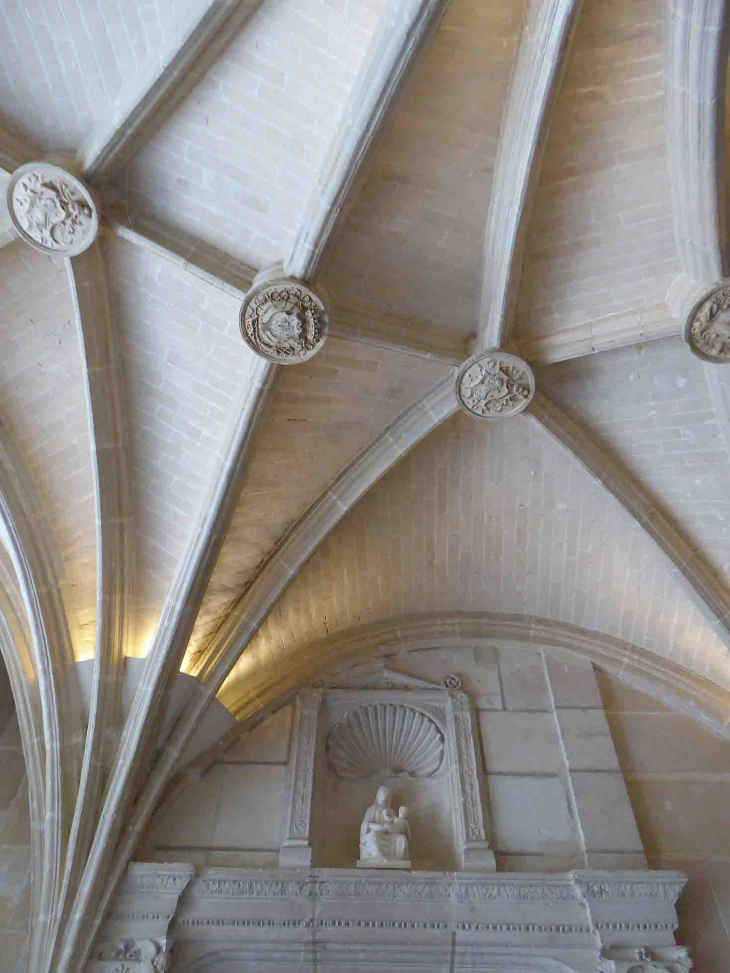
357, 786, 412, 869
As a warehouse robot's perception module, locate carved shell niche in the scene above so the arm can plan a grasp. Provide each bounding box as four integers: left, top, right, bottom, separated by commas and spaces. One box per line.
327, 703, 444, 779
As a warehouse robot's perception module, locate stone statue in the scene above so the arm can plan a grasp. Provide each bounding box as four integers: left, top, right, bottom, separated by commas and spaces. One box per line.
357, 786, 411, 869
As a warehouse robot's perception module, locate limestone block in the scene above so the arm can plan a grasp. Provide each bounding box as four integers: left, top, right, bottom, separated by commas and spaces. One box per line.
223, 705, 293, 763
498, 649, 552, 710
557, 710, 621, 771
487, 775, 579, 856
571, 773, 644, 854
545, 656, 603, 708
479, 711, 563, 773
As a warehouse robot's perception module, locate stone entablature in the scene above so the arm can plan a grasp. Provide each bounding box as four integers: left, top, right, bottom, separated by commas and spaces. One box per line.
90, 864, 689, 973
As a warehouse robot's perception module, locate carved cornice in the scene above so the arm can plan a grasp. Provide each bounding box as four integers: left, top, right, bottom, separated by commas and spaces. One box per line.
185, 871, 581, 905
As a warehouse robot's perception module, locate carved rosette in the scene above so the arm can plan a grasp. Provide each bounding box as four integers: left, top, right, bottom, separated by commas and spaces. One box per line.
7, 162, 99, 256
685, 280, 730, 362
455, 351, 535, 419
240, 277, 328, 363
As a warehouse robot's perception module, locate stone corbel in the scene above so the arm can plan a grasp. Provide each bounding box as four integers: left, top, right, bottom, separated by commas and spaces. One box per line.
446, 689, 495, 870
279, 689, 322, 867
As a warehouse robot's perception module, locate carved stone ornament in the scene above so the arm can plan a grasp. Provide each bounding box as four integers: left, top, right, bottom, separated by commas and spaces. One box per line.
239, 277, 328, 363
7, 162, 99, 256
455, 351, 535, 419
685, 280, 730, 362
327, 702, 444, 779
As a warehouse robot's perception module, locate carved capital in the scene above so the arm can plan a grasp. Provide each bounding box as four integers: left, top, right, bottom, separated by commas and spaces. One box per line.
685, 279, 730, 362
7, 162, 99, 255
240, 277, 328, 363
455, 351, 535, 418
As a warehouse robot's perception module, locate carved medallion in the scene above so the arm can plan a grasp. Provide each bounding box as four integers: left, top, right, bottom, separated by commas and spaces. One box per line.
455, 351, 535, 419
239, 278, 328, 363
7, 163, 98, 256
685, 280, 730, 362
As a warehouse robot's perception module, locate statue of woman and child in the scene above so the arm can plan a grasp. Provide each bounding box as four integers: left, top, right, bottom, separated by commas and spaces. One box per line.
357, 785, 412, 869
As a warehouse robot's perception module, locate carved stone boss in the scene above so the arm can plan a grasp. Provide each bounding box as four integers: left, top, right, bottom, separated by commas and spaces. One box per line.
455, 350, 535, 419
685, 279, 730, 362
280, 689, 322, 867
7, 162, 99, 256
240, 276, 328, 364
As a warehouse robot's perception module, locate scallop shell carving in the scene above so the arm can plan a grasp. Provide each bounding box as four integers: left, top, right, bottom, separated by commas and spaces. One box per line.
327, 703, 444, 779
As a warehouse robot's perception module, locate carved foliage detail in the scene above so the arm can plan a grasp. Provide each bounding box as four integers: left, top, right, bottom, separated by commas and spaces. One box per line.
687, 282, 730, 361
449, 691, 486, 841
327, 702, 444, 779
8, 164, 98, 255
602, 945, 692, 973
456, 351, 535, 419
240, 279, 328, 363
289, 700, 319, 838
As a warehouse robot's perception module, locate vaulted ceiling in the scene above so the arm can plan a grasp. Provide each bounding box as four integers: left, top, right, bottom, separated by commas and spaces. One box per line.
1, 0, 730, 970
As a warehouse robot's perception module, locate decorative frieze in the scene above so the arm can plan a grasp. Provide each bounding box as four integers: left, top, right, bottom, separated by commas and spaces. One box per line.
455, 351, 535, 419
240, 277, 328, 363
93, 938, 171, 973
7, 163, 99, 255
685, 280, 730, 362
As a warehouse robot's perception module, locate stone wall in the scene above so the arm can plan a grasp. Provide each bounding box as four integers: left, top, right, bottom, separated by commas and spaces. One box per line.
0, 676, 31, 973
597, 672, 730, 970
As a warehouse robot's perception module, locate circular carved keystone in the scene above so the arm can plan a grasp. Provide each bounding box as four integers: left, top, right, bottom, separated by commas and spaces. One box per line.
7, 163, 99, 256
455, 351, 535, 419
685, 280, 730, 362
239, 277, 328, 364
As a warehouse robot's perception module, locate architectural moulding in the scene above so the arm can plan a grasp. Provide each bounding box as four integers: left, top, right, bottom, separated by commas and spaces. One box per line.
58, 244, 134, 971
107, 208, 466, 364
285, 0, 452, 281
517, 305, 682, 365
665, 0, 729, 288
193, 614, 730, 755
455, 351, 535, 419
529, 390, 730, 651
100, 376, 460, 933
53, 357, 276, 973
81, 0, 265, 180
477, 0, 583, 351
7, 163, 99, 256
684, 278, 730, 362
280, 690, 322, 867
239, 272, 329, 364
94, 863, 689, 972
0, 425, 84, 972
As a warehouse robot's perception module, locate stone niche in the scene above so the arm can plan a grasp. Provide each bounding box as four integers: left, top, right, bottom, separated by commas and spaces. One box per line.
299, 668, 494, 871
91, 655, 694, 973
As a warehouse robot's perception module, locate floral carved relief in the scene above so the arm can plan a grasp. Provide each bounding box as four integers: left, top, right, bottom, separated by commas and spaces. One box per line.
7, 163, 99, 256
456, 351, 535, 418
240, 278, 328, 363
686, 281, 730, 362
